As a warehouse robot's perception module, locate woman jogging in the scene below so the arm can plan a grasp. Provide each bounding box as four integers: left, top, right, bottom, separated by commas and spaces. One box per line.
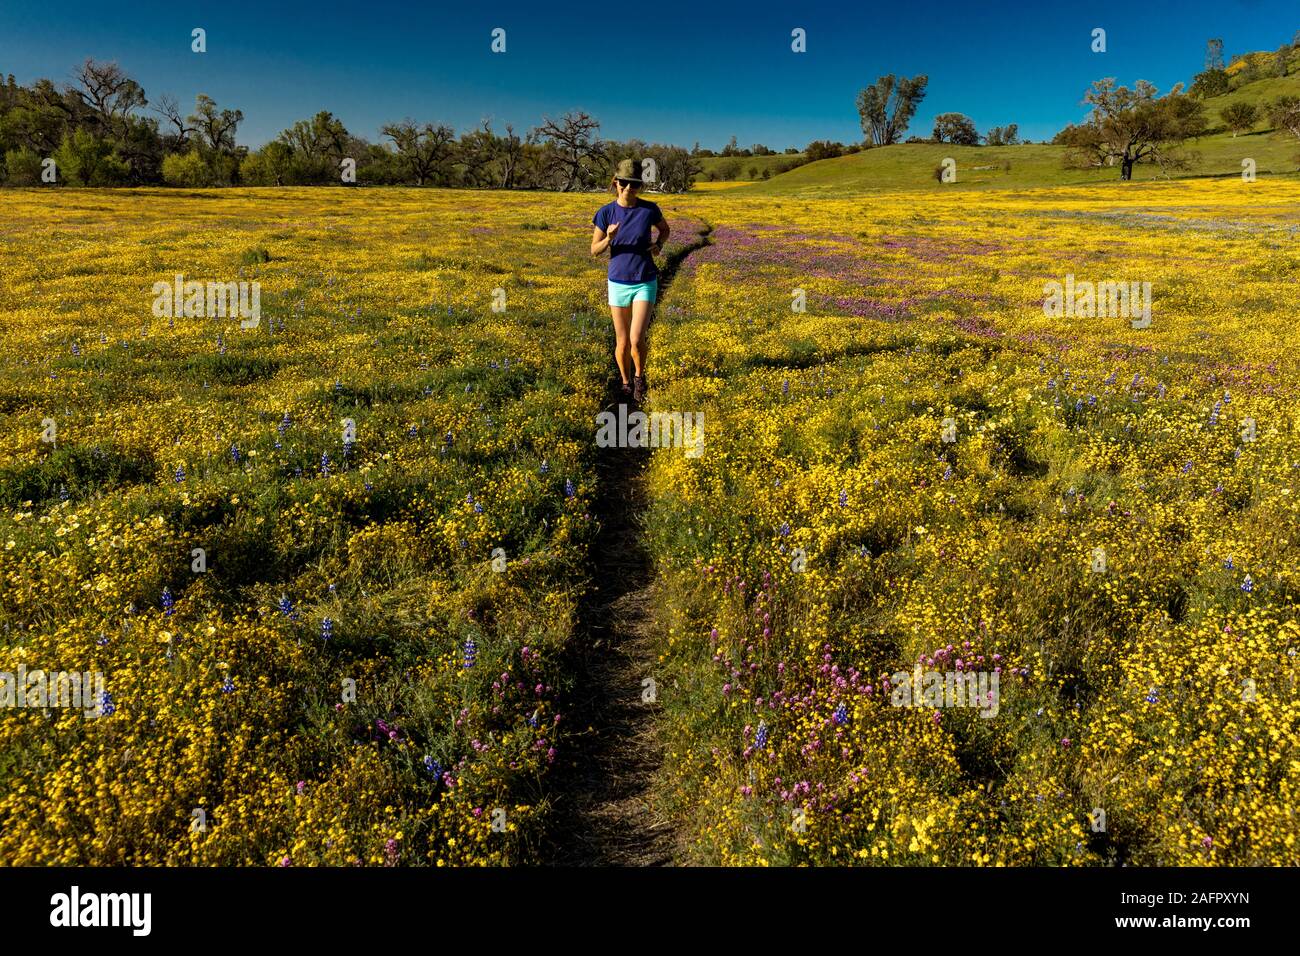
590, 158, 670, 404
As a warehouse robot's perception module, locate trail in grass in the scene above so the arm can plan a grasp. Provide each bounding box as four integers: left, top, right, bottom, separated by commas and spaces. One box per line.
539, 221, 713, 866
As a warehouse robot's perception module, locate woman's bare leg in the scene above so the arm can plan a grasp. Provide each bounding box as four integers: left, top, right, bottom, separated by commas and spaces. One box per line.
630, 298, 653, 377
610, 305, 633, 385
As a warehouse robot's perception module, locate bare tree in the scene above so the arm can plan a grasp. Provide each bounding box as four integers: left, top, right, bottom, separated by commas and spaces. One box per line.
458, 119, 498, 187
380, 119, 455, 185
536, 111, 606, 191
1205, 38, 1225, 71
154, 94, 195, 146
72, 59, 145, 138
499, 123, 525, 189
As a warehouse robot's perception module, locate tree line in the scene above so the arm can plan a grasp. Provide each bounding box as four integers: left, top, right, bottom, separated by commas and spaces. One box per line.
0, 60, 701, 190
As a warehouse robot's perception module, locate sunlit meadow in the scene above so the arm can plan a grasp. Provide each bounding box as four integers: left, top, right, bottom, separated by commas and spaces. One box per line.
1, 180, 1296, 865
645, 179, 1300, 865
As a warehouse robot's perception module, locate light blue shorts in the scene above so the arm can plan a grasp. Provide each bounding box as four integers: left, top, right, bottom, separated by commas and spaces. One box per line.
608, 278, 658, 307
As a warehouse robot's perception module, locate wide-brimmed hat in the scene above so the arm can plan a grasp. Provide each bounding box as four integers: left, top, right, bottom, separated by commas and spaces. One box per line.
613, 158, 644, 183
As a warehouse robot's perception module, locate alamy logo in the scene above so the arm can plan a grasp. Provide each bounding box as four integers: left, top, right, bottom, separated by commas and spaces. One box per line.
50, 886, 151, 936
152, 274, 261, 328
595, 405, 704, 458
0, 666, 106, 717
1043, 274, 1151, 327
890, 666, 999, 718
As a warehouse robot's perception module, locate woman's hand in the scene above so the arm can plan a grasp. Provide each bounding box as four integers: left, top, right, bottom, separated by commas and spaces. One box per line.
605, 222, 620, 240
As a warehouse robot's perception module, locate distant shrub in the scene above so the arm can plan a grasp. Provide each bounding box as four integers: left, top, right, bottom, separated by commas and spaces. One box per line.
239, 247, 272, 265
803, 140, 844, 162
162, 151, 211, 187
3, 147, 44, 185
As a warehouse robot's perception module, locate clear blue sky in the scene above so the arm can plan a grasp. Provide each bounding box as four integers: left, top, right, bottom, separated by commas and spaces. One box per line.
1, 0, 1296, 148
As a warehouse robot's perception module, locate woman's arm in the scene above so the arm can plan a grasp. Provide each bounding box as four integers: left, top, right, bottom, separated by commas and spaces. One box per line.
650, 217, 670, 254
590, 222, 619, 256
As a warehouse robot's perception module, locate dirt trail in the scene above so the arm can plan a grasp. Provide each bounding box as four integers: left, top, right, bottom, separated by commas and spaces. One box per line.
539, 221, 712, 866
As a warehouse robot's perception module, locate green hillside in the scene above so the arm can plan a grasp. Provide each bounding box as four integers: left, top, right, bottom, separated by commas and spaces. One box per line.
731, 55, 1300, 196
735, 133, 1296, 195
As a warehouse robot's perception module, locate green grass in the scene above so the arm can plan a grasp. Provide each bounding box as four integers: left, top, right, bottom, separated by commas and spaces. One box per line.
731, 134, 1300, 196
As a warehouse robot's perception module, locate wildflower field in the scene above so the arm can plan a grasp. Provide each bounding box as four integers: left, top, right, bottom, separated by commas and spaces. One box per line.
1, 181, 1297, 866
645, 180, 1300, 865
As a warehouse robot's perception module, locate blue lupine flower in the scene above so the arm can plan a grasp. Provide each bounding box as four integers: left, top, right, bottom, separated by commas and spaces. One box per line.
321, 617, 334, 642
217, 333, 225, 354
174, 465, 186, 482
408, 425, 418, 437
564, 478, 575, 498
832, 702, 849, 726
539, 459, 549, 474
161, 587, 175, 617
463, 638, 478, 669
58, 484, 69, 501
334, 380, 343, 393
839, 490, 848, 507
1241, 575, 1254, 593
1210, 401, 1222, 426
277, 595, 295, 618
71, 342, 80, 356
278, 412, 292, 434
320, 452, 330, 476
230, 443, 241, 464
1145, 688, 1159, 704
1224, 556, 1234, 569
1087, 394, 1097, 406
424, 755, 442, 777
1104, 371, 1117, 385
782, 379, 789, 395
1074, 399, 1083, 412
755, 721, 769, 749
779, 522, 791, 537
97, 690, 116, 716
942, 465, 953, 481
1181, 461, 1194, 474
221, 675, 235, 694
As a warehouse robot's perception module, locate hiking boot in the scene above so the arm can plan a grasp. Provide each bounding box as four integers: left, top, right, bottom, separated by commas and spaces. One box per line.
619, 380, 633, 400
633, 374, 647, 403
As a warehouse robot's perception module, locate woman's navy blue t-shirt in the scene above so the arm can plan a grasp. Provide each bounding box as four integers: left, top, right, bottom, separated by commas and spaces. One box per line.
593, 199, 663, 283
